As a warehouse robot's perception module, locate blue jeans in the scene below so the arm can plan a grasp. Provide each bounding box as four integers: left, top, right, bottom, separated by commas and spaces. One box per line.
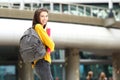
35, 59, 53, 80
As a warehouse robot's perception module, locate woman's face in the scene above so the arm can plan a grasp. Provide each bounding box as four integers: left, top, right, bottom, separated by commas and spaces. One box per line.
39, 11, 48, 26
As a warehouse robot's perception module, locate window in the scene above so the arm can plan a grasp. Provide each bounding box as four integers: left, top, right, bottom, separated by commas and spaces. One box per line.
43, 3, 50, 10
70, 5, 77, 15
86, 7, 91, 16
24, 3, 31, 10
0, 65, 16, 80
78, 6, 84, 16
53, 3, 60, 13
62, 4, 69, 14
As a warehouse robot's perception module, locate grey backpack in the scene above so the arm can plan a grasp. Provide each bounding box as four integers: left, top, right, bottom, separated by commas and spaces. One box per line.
19, 27, 46, 63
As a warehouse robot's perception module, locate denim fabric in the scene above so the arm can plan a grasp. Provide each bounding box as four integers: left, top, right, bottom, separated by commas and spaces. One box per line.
35, 59, 53, 80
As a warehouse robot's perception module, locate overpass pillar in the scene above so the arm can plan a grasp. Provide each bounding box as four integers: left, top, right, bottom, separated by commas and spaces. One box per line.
65, 48, 80, 80
112, 53, 120, 80
18, 55, 34, 80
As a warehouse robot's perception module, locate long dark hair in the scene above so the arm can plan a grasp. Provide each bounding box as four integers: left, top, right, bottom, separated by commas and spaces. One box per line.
32, 8, 48, 29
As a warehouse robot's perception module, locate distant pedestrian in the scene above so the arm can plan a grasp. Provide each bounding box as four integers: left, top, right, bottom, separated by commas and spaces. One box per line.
86, 71, 94, 80
98, 72, 107, 80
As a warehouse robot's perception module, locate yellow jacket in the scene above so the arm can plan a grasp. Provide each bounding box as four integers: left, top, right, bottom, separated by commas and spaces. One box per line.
32, 24, 55, 67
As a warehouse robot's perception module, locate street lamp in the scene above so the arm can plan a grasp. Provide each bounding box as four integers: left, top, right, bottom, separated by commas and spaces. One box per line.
104, 0, 115, 27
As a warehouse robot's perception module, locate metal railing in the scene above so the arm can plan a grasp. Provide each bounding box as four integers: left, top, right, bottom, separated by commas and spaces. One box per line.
0, 2, 120, 21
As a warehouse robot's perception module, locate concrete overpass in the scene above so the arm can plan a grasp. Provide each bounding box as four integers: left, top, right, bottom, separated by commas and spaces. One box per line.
0, 8, 120, 80
0, 8, 120, 53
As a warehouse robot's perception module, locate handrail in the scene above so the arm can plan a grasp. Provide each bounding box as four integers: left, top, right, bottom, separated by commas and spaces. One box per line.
0, 2, 119, 21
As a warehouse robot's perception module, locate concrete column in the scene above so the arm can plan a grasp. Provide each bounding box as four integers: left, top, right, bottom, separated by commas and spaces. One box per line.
112, 53, 120, 80
65, 48, 80, 80
17, 55, 34, 80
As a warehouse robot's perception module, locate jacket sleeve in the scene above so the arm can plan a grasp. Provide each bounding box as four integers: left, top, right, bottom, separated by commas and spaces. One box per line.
34, 24, 55, 52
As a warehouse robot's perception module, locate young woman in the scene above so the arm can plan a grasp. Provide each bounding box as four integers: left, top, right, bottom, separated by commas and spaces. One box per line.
32, 8, 55, 80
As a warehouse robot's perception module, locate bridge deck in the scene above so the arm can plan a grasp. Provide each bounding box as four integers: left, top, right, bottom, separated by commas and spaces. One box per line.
0, 8, 120, 28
